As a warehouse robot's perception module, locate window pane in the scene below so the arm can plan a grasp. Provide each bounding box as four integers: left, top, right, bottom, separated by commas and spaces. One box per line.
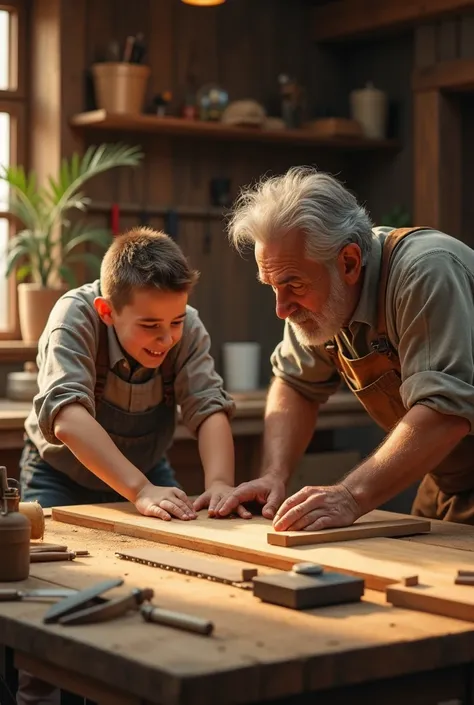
0, 218, 8, 330
0, 11, 9, 91
0, 111, 9, 207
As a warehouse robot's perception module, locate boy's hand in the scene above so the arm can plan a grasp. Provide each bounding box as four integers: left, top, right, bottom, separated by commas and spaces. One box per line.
193, 482, 252, 519
134, 483, 197, 521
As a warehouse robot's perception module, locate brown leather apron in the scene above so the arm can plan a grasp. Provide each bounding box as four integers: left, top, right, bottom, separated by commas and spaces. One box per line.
325, 227, 474, 523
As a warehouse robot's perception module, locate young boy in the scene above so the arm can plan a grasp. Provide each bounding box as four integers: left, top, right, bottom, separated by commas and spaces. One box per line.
20, 227, 251, 520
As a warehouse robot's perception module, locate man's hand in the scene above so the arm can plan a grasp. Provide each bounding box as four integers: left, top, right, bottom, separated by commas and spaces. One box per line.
273, 483, 362, 532
134, 483, 197, 521
193, 482, 252, 519
214, 474, 286, 519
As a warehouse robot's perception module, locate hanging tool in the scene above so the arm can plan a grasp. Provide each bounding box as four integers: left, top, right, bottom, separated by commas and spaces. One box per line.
203, 213, 212, 255
164, 209, 179, 241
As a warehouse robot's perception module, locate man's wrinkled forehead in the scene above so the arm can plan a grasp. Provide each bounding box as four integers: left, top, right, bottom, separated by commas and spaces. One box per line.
255, 231, 314, 285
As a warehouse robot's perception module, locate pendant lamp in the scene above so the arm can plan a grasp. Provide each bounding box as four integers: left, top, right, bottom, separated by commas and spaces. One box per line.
181, 0, 226, 5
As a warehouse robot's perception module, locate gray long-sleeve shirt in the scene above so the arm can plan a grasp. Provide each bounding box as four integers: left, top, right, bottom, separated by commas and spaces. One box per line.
271, 227, 474, 432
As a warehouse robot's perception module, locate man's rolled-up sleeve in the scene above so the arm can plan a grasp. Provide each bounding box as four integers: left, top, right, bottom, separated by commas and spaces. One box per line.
394, 251, 474, 431
34, 300, 99, 445
271, 321, 341, 404
174, 310, 235, 436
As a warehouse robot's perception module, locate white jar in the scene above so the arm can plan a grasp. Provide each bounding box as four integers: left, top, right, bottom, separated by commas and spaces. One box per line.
350, 82, 388, 139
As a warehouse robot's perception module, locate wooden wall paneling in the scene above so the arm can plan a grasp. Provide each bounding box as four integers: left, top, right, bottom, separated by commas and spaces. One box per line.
414, 90, 462, 234
461, 95, 474, 248
216, 0, 260, 101
175, 1, 220, 103
436, 18, 460, 60
415, 25, 437, 67
344, 35, 414, 223
460, 13, 474, 56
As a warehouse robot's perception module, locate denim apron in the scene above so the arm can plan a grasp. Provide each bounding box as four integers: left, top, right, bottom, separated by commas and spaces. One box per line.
21, 322, 178, 501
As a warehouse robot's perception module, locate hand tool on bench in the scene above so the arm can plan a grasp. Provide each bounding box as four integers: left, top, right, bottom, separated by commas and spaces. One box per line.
0, 588, 77, 602
141, 604, 214, 636
252, 562, 365, 610
41, 576, 214, 634
115, 547, 258, 588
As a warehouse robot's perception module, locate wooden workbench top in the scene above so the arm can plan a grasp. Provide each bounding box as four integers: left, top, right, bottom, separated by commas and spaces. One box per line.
2, 517, 474, 705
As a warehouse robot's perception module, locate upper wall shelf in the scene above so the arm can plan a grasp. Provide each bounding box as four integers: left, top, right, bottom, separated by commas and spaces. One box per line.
312, 0, 474, 42
70, 110, 399, 151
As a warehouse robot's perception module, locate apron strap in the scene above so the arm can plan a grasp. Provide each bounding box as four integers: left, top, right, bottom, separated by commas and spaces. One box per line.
94, 322, 109, 405
376, 226, 431, 338
94, 322, 176, 407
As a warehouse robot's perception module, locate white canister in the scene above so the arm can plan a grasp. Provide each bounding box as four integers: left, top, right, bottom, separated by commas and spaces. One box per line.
350, 82, 388, 139
222, 342, 261, 392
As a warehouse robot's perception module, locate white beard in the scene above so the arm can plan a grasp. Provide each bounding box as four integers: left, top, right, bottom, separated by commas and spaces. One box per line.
288, 267, 349, 347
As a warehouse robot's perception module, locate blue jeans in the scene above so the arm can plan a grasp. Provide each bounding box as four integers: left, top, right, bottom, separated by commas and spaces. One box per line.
20, 437, 179, 508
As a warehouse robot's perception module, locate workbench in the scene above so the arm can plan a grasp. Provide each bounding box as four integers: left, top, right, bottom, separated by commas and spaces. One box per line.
3, 515, 474, 705
0, 391, 374, 493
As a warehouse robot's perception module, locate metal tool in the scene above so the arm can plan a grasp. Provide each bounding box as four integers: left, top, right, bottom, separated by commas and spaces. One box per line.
141, 603, 214, 636
0, 588, 77, 602
59, 587, 154, 626
30, 551, 77, 563
43, 577, 124, 624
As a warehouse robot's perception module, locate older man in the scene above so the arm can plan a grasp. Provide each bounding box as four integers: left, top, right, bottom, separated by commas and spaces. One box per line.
216, 166, 474, 530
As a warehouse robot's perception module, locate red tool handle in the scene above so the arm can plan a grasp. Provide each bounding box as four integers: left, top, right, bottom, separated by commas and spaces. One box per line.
111, 203, 120, 236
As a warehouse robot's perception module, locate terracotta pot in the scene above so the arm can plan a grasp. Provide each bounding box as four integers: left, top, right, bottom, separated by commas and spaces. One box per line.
92, 62, 150, 114
17, 283, 68, 343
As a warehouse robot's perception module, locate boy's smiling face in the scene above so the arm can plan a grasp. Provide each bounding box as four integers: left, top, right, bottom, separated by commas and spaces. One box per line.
94, 288, 188, 368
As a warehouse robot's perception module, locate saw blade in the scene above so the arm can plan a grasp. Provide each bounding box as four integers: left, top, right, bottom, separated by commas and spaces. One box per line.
115, 552, 254, 590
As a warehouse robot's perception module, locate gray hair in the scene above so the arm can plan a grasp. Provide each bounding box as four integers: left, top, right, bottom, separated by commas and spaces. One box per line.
227, 166, 375, 265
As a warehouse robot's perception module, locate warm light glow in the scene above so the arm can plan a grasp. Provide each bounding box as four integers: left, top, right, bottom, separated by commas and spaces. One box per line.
181, 0, 226, 5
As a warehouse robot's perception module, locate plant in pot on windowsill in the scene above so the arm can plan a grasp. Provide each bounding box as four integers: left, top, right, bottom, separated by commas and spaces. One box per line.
1, 143, 143, 343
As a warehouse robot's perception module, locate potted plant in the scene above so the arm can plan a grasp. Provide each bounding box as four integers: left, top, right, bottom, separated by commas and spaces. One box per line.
1, 143, 142, 342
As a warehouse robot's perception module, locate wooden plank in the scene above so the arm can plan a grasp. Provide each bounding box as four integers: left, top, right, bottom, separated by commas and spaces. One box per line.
413, 57, 474, 91
115, 546, 258, 583
14, 652, 140, 705
268, 517, 431, 548
312, 0, 474, 42
51, 504, 474, 591
414, 90, 462, 236
386, 582, 474, 623
69, 110, 400, 150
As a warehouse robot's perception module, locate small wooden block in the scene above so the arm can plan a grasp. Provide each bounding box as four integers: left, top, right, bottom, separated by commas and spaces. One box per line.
402, 575, 419, 587
386, 582, 474, 622
267, 518, 431, 547
115, 547, 258, 584
252, 571, 364, 610
455, 576, 474, 586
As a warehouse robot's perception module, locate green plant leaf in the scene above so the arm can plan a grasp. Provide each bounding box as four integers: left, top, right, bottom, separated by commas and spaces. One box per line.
5, 244, 29, 277
64, 252, 103, 276
16, 264, 32, 282
63, 228, 112, 255
57, 264, 77, 289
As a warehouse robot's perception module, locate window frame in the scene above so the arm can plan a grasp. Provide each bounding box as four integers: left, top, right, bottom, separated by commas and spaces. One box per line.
0, 0, 27, 340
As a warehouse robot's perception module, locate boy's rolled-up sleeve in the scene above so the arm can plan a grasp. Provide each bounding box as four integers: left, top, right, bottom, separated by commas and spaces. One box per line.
271, 321, 341, 404
33, 297, 99, 445
174, 309, 235, 435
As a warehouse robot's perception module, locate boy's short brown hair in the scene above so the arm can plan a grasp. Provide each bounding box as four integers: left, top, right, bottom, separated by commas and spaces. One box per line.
100, 227, 199, 311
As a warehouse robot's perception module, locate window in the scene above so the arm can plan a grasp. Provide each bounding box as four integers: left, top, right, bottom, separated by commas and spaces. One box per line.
0, 2, 26, 339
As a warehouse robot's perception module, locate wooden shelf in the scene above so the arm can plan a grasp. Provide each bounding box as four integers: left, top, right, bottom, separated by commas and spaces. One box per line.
0, 341, 37, 363
70, 110, 400, 151
311, 0, 474, 42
